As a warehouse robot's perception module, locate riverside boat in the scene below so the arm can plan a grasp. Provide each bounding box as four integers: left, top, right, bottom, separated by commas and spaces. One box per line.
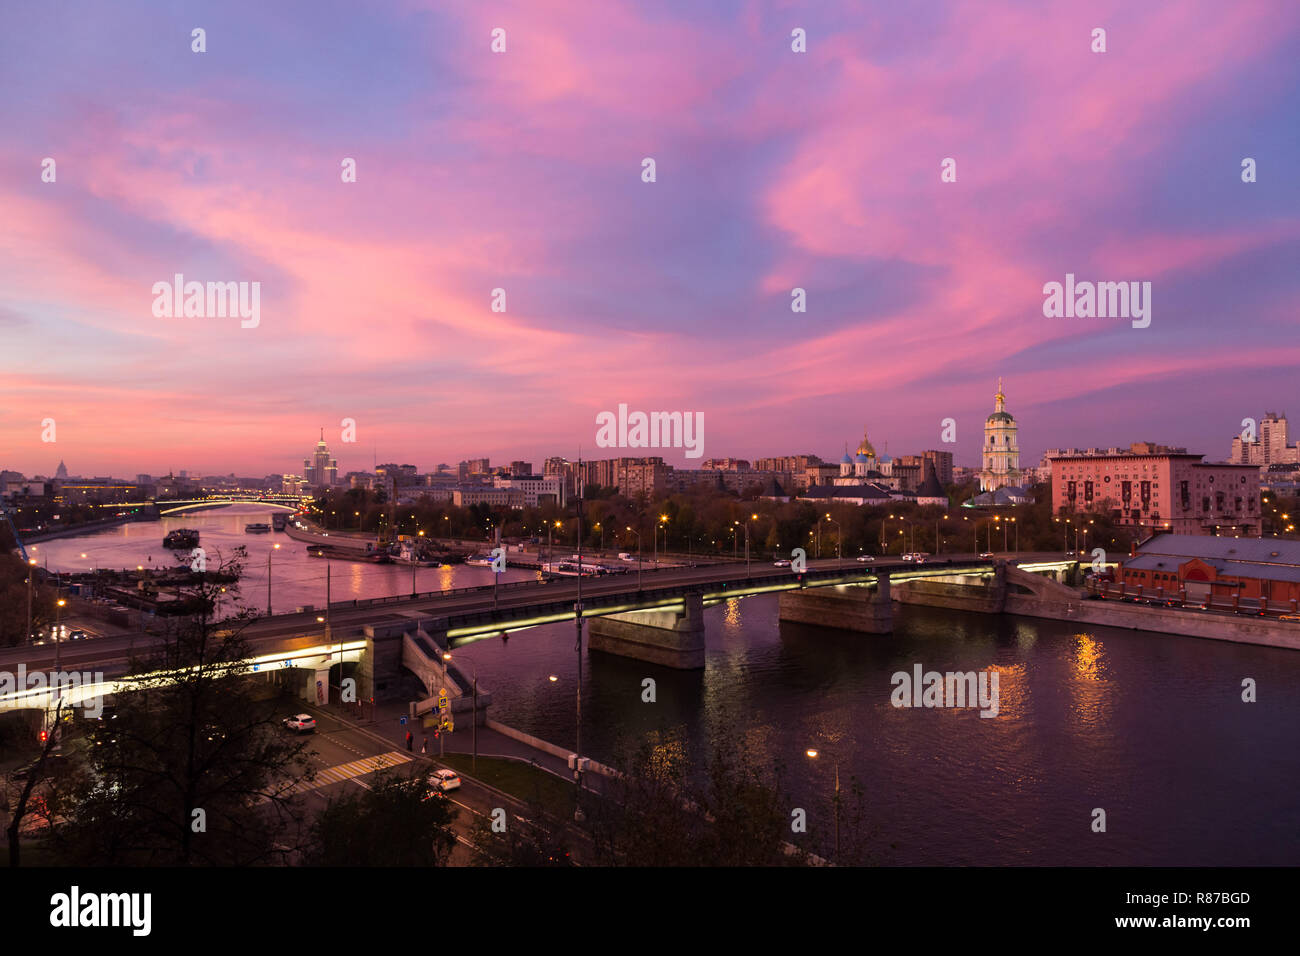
163, 528, 199, 549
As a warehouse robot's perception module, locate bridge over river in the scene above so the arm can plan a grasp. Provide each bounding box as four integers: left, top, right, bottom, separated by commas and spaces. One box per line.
1, 553, 1082, 718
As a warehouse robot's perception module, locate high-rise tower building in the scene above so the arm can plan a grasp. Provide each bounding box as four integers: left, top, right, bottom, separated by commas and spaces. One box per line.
980, 379, 1021, 491
303, 429, 338, 487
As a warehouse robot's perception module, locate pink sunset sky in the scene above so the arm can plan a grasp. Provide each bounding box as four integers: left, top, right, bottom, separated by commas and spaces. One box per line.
2, 0, 1298, 478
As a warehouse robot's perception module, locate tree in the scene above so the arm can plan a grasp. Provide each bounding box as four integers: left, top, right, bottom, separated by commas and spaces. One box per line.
583, 721, 807, 866
468, 794, 574, 867
51, 548, 315, 865
4, 700, 70, 866
0, 553, 55, 647
305, 767, 456, 865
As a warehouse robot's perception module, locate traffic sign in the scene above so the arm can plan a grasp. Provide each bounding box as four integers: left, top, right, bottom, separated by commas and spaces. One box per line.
399, 715, 407, 726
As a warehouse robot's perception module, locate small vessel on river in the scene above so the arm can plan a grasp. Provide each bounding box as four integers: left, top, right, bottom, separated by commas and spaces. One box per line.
163, 528, 200, 549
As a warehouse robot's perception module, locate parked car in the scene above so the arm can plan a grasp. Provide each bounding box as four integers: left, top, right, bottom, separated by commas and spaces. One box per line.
283, 714, 316, 733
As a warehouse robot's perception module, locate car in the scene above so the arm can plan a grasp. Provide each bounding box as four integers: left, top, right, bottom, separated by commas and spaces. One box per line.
68, 629, 88, 641
1280, 614, 1300, 621
901, 553, 915, 562
429, 769, 461, 793
283, 714, 316, 733
978, 552, 995, 559
773, 559, 791, 567
856, 555, 875, 562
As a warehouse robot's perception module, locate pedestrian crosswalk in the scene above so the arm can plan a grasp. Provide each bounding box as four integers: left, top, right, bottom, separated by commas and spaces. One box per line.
292, 751, 414, 793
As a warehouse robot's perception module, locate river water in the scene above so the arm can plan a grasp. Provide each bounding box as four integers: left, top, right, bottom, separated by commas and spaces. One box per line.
28, 505, 1300, 865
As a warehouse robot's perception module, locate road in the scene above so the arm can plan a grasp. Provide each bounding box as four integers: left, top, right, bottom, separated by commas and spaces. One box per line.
283, 703, 588, 864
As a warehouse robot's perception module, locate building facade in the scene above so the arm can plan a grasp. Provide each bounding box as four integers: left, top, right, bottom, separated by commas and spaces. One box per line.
1118, 533, 1300, 608
303, 431, 338, 487
492, 474, 565, 507
1050, 446, 1261, 536
980, 380, 1020, 491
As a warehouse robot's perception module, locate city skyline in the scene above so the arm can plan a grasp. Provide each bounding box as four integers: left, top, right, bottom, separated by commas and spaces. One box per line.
2, 382, 1287, 482
3, 2, 1299, 474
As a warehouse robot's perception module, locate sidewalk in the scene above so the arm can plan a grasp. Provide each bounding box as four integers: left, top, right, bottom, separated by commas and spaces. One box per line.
347, 698, 611, 796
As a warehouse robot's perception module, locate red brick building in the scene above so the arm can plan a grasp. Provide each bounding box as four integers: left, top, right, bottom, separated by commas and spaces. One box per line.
1049, 444, 1260, 536
1118, 533, 1300, 608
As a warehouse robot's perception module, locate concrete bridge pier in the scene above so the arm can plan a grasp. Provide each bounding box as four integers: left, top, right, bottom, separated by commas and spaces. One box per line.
777, 573, 893, 633
299, 666, 331, 706
587, 592, 707, 669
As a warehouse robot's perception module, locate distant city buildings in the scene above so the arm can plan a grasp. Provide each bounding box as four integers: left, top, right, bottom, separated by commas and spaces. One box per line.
1231, 412, 1300, 467
492, 473, 565, 507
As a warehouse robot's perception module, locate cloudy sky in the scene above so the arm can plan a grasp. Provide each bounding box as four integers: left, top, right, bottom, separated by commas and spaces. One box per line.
2, 0, 1298, 478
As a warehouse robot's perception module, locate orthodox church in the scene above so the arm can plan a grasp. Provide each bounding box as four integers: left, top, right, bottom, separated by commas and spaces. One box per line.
835, 428, 893, 485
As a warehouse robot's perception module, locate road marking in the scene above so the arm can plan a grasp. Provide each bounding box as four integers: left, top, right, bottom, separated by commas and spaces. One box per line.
290, 750, 413, 793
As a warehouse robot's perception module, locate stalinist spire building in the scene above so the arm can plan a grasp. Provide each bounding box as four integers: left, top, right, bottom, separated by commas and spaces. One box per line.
980, 379, 1021, 491
304, 429, 339, 487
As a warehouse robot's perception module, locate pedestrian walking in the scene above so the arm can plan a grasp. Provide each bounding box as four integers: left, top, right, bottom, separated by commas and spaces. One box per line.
405, 730, 413, 751
421, 736, 427, 754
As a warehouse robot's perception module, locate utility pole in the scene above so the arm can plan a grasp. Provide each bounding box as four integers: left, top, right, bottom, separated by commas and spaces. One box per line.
574, 455, 585, 822
25, 559, 34, 645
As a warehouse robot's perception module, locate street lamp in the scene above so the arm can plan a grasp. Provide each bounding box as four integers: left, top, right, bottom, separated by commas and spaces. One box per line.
824, 514, 841, 560
734, 520, 752, 576
625, 526, 642, 590
442, 652, 479, 774
655, 514, 669, 567
545, 519, 563, 573
25, 557, 36, 645
266, 542, 281, 615
806, 748, 840, 862
54, 598, 67, 672
411, 529, 425, 596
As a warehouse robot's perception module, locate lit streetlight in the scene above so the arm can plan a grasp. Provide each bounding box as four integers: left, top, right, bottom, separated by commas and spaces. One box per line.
267, 542, 281, 615
806, 747, 841, 862
823, 514, 841, 560
625, 526, 643, 590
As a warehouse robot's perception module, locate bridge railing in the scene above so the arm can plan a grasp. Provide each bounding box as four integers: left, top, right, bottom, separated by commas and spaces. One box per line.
273, 557, 982, 622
